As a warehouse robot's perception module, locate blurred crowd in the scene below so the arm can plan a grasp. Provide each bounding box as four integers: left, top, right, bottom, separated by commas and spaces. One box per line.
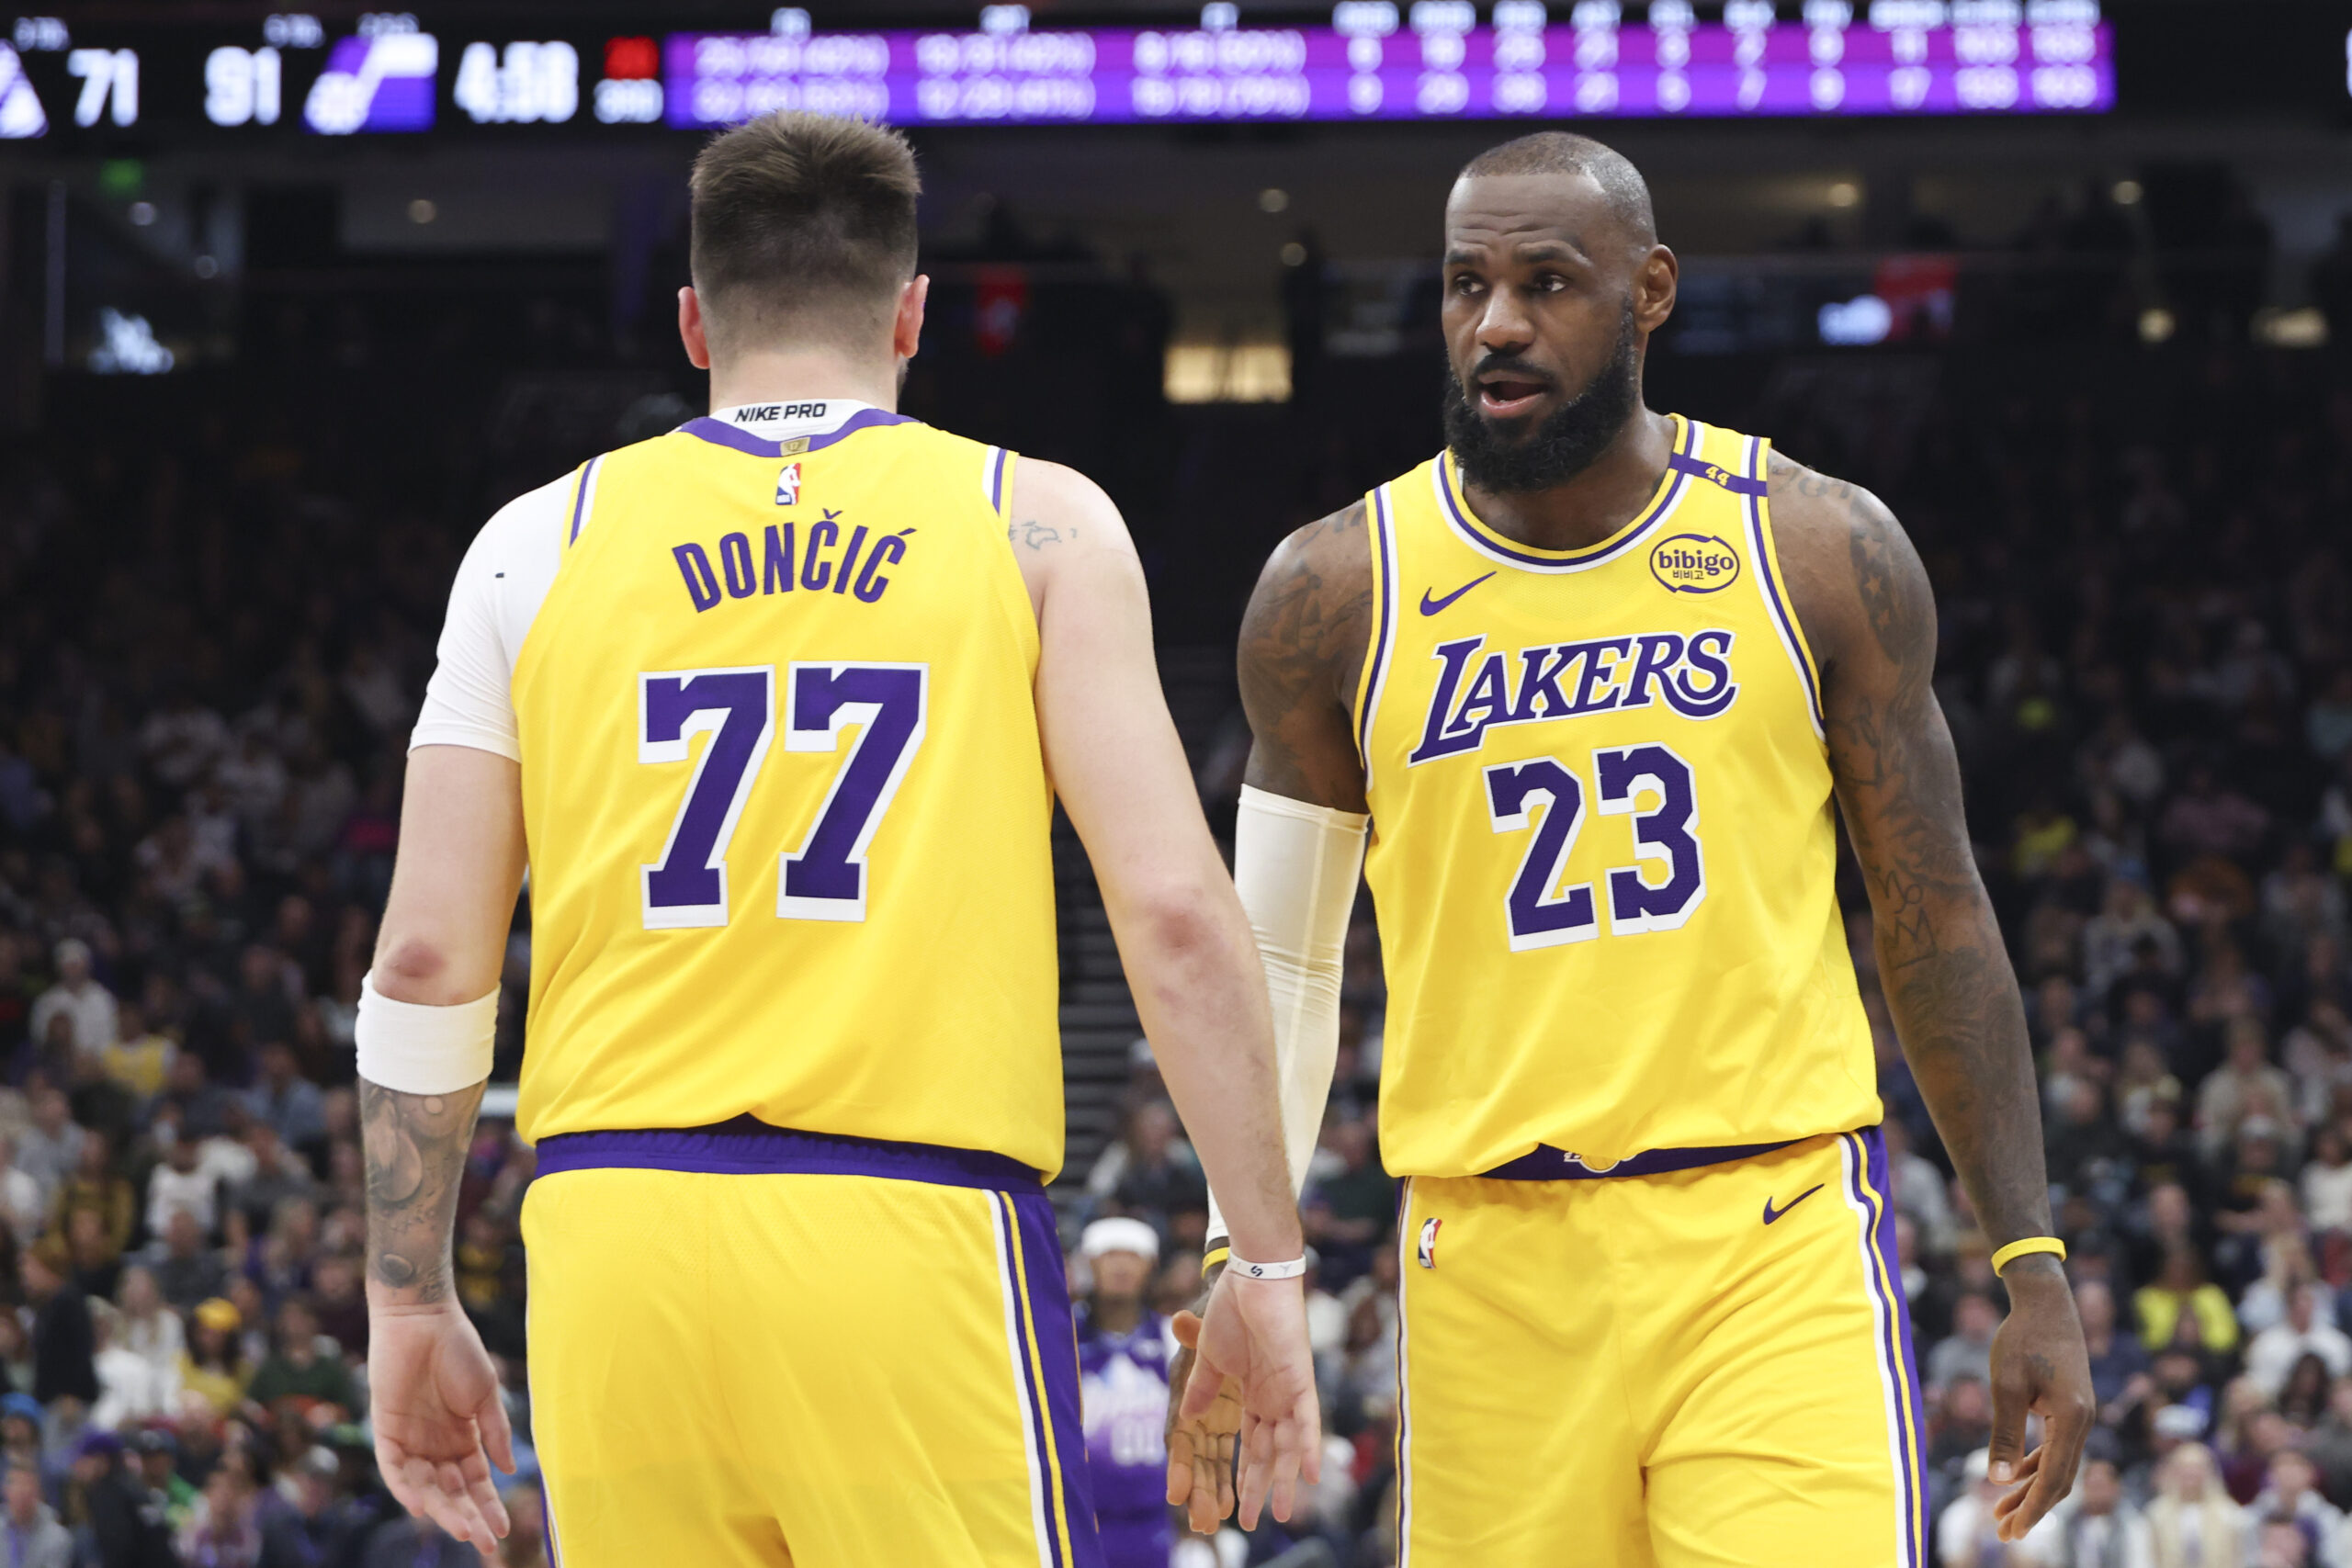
1, 297, 2349, 1567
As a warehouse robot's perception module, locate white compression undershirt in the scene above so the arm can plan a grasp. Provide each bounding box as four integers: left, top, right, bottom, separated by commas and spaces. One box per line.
1205, 784, 1369, 1248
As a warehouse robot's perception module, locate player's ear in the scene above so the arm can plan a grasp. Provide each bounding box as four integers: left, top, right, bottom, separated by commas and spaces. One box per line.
678, 287, 713, 371
1634, 244, 1678, 334
894, 275, 930, 365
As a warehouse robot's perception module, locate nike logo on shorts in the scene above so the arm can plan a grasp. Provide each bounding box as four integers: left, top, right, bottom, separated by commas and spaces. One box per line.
1419, 572, 1497, 615
1761, 1184, 1825, 1224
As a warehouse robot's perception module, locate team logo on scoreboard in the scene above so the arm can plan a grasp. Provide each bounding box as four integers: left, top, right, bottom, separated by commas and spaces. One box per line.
775, 462, 801, 507
1416, 1216, 1441, 1269
1647, 533, 1742, 594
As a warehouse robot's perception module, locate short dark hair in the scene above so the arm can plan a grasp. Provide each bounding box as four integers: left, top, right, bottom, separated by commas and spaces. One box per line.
689, 111, 922, 355
1460, 131, 1657, 247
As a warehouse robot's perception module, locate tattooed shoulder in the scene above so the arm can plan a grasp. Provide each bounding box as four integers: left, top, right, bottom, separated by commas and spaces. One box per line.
1765, 450, 1932, 673
1008, 519, 1075, 551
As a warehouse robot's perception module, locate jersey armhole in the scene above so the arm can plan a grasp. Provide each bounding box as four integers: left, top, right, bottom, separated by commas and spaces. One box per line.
1351, 485, 1399, 788
983, 446, 1016, 524
1743, 434, 1827, 740
563, 455, 605, 549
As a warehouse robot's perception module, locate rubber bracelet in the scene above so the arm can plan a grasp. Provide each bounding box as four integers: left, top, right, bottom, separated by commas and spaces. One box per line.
1990, 1236, 2067, 1275
1200, 1245, 1230, 1280
1227, 1253, 1306, 1281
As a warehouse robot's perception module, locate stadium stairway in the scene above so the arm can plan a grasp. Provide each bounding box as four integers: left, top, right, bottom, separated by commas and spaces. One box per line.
1052, 646, 1239, 1208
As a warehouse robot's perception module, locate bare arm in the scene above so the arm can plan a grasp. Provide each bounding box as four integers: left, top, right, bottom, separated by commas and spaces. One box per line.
1016, 458, 1319, 1524
361, 742, 524, 1548
1771, 451, 2090, 1540
1014, 459, 1301, 1263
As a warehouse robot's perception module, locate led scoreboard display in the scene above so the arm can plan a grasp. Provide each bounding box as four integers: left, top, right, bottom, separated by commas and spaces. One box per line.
672, 0, 2110, 128
0, 1, 2114, 145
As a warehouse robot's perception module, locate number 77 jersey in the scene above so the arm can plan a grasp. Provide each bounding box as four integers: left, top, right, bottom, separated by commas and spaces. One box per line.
499, 403, 1064, 1175
1354, 417, 1880, 1181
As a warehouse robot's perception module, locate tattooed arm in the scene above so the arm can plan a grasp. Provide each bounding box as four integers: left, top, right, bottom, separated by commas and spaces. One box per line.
1238, 502, 1376, 811
362, 742, 524, 1549
1771, 451, 2091, 1542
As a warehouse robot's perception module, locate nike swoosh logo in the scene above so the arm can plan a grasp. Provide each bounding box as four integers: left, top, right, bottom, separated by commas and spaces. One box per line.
1762, 1185, 1825, 1225
1419, 572, 1497, 616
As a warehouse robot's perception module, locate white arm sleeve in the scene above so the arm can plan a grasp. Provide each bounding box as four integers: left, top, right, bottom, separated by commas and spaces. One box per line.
408, 472, 574, 761
1204, 784, 1369, 1249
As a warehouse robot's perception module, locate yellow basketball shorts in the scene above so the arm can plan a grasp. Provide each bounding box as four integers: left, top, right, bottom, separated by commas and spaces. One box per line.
1395, 1127, 1928, 1568
522, 1121, 1103, 1568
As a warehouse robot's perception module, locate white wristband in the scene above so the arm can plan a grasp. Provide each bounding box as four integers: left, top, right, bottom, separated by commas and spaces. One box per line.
1227, 1254, 1307, 1281
355, 972, 500, 1096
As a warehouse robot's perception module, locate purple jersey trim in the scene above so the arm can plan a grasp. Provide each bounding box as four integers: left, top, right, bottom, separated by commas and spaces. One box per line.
533, 1117, 1043, 1190
1476, 1137, 1798, 1181
675, 406, 917, 458
566, 456, 603, 545
1668, 448, 1769, 495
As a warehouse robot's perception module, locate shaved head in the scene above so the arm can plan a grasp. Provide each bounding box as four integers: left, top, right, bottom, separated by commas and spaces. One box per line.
1460, 132, 1656, 248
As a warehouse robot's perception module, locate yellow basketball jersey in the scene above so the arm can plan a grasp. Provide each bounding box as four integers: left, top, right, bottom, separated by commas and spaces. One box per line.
509, 403, 1064, 1175
1355, 415, 1879, 1179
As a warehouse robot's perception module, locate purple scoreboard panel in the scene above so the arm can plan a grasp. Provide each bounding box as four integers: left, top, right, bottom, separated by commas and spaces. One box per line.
665, 2, 2112, 130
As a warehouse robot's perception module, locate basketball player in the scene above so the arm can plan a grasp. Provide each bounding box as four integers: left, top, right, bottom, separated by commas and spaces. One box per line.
353, 112, 1318, 1566
1170, 131, 2095, 1564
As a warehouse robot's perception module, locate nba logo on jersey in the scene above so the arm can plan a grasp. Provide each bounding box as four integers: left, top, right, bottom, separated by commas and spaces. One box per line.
1417, 1216, 1442, 1269
775, 462, 802, 506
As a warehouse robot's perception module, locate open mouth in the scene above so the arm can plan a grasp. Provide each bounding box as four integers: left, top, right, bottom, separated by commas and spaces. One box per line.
1476, 374, 1554, 419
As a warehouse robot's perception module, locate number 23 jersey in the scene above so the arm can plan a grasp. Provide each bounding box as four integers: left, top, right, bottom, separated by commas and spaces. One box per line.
1354, 416, 1879, 1179
413, 402, 1062, 1174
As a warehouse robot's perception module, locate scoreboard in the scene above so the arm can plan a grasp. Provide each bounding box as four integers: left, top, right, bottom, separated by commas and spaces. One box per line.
0, 1, 2120, 143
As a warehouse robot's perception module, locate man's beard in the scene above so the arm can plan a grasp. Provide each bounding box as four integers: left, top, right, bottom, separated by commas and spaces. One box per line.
1442, 307, 1642, 495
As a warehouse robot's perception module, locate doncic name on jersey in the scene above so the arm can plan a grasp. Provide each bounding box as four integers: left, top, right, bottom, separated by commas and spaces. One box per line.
1409, 628, 1740, 764
668, 507, 916, 610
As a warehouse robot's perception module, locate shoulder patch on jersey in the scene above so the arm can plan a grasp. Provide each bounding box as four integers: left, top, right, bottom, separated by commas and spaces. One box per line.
1648, 533, 1742, 595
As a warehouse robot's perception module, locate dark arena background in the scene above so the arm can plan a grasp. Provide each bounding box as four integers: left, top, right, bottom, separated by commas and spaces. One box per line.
0, 1, 2348, 1562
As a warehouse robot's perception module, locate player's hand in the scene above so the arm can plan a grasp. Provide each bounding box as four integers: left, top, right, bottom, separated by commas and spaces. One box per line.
369, 1303, 516, 1551
1164, 1292, 1241, 1534
1184, 1269, 1321, 1530
1986, 1258, 2095, 1542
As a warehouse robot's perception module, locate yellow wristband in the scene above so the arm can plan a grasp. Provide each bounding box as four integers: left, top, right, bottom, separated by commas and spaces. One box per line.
1990, 1236, 2066, 1275
1200, 1245, 1230, 1280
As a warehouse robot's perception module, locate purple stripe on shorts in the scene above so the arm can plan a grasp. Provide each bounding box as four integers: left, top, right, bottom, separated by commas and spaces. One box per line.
532, 1117, 1043, 1191
1013, 1192, 1104, 1568
676, 407, 916, 457
1844, 1130, 1926, 1568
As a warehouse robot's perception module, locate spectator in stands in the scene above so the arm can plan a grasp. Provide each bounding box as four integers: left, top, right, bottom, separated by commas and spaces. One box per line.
175, 1299, 247, 1419
22, 1242, 93, 1407
1928, 1290, 2002, 1396
27, 942, 114, 1061
1073, 1218, 1174, 1568
2019, 1441, 2151, 1567
2144, 1442, 2245, 1566
2199, 1021, 2299, 1165
14, 1091, 82, 1210
1302, 1117, 1394, 1284
2139, 1245, 2244, 1356
0, 1461, 70, 1568
144, 1210, 224, 1312
243, 1295, 354, 1417
241, 1041, 323, 1155
2245, 1283, 2352, 1400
